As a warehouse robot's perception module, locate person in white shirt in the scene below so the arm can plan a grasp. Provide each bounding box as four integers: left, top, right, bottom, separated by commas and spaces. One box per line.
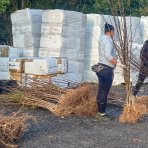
96, 23, 117, 116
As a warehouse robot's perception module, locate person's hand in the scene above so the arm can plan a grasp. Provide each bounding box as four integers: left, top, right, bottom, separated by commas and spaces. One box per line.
110, 58, 117, 65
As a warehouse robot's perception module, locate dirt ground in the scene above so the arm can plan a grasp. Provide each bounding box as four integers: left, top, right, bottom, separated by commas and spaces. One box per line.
0, 81, 148, 148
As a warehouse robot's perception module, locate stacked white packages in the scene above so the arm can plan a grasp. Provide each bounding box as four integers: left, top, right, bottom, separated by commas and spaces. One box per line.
83, 14, 117, 83
39, 9, 87, 82
0, 58, 10, 80
11, 8, 43, 57
140, 16, 148, 43
0, 45, 23, 80
118, 16, 142, 44
9, 57, 32, 73
0, 45, 23, 58
51, 73, 83, 88
24, 57, 67, 75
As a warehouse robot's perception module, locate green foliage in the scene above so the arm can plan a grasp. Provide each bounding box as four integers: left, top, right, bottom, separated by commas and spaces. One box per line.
0, 0, 10, 13
93, 0, 148, 16
0, 0, 148, 16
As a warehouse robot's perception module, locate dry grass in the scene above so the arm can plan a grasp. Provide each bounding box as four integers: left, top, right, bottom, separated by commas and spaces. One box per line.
0, 112, 34, 148
52, 84, 97, 117
0, 81, 147, 124
119, 96, 148, 123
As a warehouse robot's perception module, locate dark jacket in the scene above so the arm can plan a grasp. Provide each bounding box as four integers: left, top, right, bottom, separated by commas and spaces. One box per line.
140, 40, 148, 76
140, 40, 148, 66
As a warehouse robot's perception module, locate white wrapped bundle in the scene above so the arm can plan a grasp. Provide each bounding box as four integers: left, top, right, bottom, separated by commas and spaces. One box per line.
41, 23, 85, 38
67, 61, 84, 73
118, 16, 141, 28
62, 37, 84, 50
62, 26, 85, 37
40, 35, 62, 48
0, 45, 22, 58
118, 16, 142, 44
13, 35, 25, 48
11, 8, 43, 25
82, 55, 98, 83
42, 9, 87, 27
84, 48, 99, 57
13, 32, 41, 48
22, 49, 34, 57
38, 48, 61, 57
83, 58, 98, 70
86, 14, 116, 29
40, 10, 86, 78
9, 57, 31, 73
51, 73, 82, 88
40, 36, 84, 50
0, 58, 9, 72
82, 70, 97, 83
42, 10, 64, 24
113, 60, 125, 85
11, 9, 32, 24
41, 24, 63, 36
42, 24, 85, 37
64, 10, 87, 27
11, 8, 43, 57
0, 72, 10, 80
61, 50, 84, 61
56, 57, 68, 74
25, 57, 67, 75
25, 58, 58, 75
85, 37, 99, 49
140, 16, 148, 42
85, 26, 101, 38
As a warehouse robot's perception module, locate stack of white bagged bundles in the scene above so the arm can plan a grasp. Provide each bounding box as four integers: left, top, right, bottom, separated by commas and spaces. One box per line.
11, 8, 43, 57
83, 14, 117, 83
140, 16, 148, 43
9, 57, 67, 87
0, 57, 10, 80
39, 9, 87, 86
24, 57, 67, 75
112, 17, 142, 85
118, 16, 142, 44
0, 45, 22, 80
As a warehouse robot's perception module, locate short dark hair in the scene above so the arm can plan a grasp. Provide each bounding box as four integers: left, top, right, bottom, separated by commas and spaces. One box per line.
104, 23, 114, 33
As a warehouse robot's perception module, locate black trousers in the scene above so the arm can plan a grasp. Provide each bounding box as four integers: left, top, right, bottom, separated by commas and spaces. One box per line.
96, 64, 114, 113
132, 72, 146, 96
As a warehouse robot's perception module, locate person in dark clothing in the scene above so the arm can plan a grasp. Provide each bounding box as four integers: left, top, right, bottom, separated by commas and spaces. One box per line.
133, 40, 148, 96
96, 23, 117, 116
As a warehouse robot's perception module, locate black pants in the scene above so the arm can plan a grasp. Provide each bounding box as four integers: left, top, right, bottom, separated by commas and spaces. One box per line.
132, 72, 146, 96
96, 64, 114, 113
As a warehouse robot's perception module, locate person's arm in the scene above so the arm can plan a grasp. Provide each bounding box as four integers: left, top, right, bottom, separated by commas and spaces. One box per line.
104, 40, 117, 65
140, 46, 148, 66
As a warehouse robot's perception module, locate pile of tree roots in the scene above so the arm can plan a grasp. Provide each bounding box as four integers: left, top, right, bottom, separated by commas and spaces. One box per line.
0, 112, 34, 148
1, 79, 148, 123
